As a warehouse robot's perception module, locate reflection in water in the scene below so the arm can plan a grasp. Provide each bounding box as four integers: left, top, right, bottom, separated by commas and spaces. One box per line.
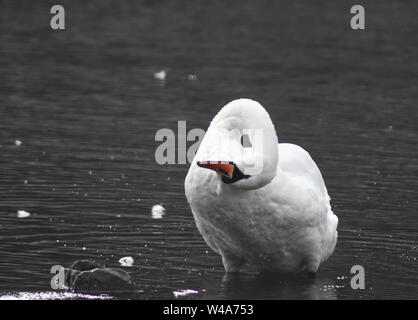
0, 0, 417, 299
220, 273, 338, 300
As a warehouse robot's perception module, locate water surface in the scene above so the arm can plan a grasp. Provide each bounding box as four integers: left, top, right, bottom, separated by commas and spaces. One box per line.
0, 0, 417, 299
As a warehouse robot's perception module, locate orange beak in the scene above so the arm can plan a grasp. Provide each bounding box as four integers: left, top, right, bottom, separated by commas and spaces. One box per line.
197, 161, 235, 179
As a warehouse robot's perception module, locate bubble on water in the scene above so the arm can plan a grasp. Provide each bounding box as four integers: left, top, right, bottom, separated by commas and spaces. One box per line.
15, 140, 22, 146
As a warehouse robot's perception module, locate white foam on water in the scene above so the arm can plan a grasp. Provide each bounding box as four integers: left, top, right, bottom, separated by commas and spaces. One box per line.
173, 289, 199, 298
0, 291, 113, 300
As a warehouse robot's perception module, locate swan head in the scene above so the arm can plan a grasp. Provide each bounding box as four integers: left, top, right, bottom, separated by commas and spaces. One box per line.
194, 98, 278, 190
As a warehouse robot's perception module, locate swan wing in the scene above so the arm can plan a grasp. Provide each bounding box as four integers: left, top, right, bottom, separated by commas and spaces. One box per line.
278, 143, 329, 200
277, 143, 338, 264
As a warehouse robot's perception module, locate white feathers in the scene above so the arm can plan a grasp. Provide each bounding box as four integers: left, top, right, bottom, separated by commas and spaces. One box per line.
185, 98, 338, 273
17, 210, 31, 218
151, 204, 165, 219
153, 70, 166, 81
118, 256, 134, 267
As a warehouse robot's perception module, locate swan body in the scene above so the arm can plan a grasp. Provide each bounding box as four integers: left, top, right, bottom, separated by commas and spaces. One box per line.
185, 99, 338, 273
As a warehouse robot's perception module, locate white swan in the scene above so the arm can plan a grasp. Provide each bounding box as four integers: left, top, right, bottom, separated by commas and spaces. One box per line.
185, 99, 338, 274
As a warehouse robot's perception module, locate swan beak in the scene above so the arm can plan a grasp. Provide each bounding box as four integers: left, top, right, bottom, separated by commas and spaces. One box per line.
197, 161, 235, 179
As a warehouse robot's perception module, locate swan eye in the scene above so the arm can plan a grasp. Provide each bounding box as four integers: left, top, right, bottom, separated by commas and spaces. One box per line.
240, 134, 252, 148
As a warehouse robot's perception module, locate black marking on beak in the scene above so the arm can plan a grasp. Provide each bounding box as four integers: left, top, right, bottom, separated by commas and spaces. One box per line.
221, 164, 251, 184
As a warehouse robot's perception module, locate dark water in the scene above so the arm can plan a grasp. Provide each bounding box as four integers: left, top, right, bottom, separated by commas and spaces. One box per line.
0, 0, 417, 299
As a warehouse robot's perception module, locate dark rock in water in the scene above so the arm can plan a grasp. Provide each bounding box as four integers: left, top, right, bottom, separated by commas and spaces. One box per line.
65, 260, 136, 294
65, 260, 104, 288
73, 268, 135, 293
71, 260, 104, 271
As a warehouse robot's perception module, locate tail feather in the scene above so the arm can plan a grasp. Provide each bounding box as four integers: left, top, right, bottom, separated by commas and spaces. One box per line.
323, 210, 338, 262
